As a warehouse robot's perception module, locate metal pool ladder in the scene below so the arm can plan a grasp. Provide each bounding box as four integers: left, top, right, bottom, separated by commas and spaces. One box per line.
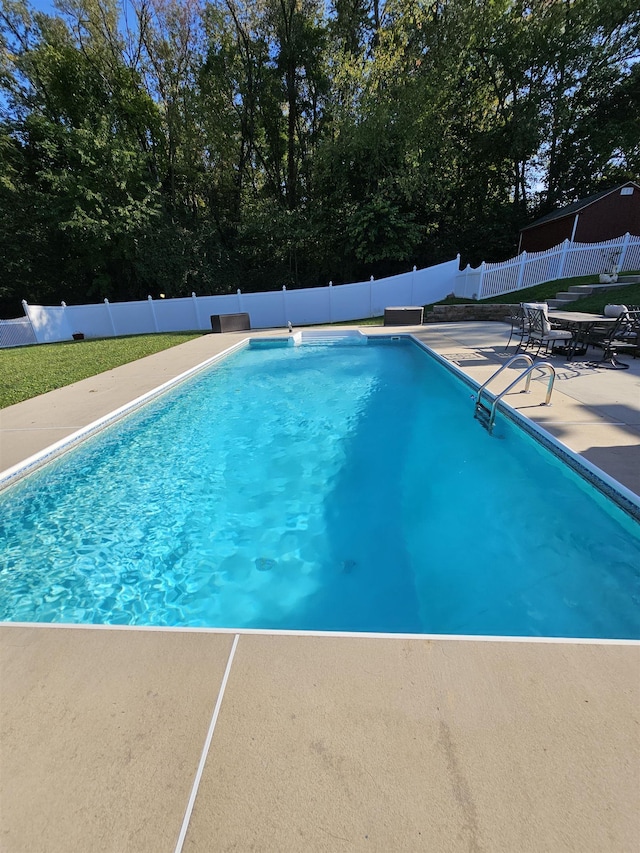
474, 355, 556, 433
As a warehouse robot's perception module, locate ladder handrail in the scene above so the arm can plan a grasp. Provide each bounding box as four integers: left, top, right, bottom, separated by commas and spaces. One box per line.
475, 354, 534, 408
488, 362, 556, 430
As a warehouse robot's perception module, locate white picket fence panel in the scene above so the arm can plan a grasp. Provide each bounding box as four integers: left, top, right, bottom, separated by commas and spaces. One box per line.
455, 233, 640, 300
5, 258, 459, 345
0, 316, 37, 348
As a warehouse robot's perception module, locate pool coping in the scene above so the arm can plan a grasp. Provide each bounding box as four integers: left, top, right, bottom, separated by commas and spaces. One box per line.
2, 620, 638, 645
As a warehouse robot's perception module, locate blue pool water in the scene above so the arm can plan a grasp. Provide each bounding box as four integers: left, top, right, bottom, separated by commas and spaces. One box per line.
1, 339, 639, 638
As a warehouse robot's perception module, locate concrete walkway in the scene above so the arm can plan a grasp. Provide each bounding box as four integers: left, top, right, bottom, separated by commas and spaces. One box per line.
1, 324, 639, 852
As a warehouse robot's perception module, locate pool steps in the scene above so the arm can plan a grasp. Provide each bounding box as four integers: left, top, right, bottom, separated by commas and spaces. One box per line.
249, 329, 368, 348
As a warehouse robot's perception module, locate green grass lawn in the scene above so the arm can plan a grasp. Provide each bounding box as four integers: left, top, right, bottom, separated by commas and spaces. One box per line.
0, 332, 202, 409
562, 283, 640, 314
328, 316, 383, 326
425, 273, 640, 316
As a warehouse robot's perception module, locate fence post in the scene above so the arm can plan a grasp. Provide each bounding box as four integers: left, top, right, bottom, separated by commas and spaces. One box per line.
282, 285, 288, 327
461, 264, 470, 297
328, 281, 333, 323
477, 262, 486, 299
237, 288, 243, 313
410, 266, 416, 304
617, 232, 631, 272
104, 298, 117, 337
60, 300, 67, 337
21, 299, 39, 343
556, 239, 570, 279
191, 292, 200, 330
516, 251, 527, 291
147, 296, 159, 332
61, 300, 72, 340
369, 275, 374, 318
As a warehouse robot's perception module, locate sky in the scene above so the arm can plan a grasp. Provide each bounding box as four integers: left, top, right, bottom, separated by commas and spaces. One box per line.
27, 0, 134, 19
28, 0, 63, 12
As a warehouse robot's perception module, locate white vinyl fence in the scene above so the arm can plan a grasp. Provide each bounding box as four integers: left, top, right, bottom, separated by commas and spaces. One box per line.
5, 258, 460, 345
3, 232, 639, 347
456, 232, 640, 300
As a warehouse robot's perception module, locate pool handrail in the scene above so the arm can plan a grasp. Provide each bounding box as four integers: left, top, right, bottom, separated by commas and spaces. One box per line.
475, 354, 534, 409
488, 362, 556, 430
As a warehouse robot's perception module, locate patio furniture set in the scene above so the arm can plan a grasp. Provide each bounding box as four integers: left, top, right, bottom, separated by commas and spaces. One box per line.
506, 303, 640, 369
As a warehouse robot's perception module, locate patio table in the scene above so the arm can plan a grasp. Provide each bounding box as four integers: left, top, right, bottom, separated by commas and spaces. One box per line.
547, 311, 617, 361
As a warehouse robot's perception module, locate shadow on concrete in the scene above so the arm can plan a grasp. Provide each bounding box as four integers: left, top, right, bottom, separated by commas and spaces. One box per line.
582, 444, 640, 496
548, 402, 640, 431
445, 348, 508, 367
530, 403, 640, 497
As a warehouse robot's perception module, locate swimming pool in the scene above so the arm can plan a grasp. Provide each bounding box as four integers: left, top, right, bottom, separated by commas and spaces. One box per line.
1, 337, 639, 639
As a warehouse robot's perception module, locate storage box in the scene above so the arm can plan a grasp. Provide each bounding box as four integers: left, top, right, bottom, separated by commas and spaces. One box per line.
210, 313, 251, 333
383, 306, 424, 326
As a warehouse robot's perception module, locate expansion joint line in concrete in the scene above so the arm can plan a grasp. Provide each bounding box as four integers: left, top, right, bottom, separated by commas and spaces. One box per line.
174, 633, 240, 853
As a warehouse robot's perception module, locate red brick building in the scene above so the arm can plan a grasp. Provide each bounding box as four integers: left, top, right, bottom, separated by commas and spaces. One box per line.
518, 181, 640, 253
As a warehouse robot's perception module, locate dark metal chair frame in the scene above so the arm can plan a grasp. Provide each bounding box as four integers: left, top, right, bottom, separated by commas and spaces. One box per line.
504, 305, 527, 352
586, 312, 640, 369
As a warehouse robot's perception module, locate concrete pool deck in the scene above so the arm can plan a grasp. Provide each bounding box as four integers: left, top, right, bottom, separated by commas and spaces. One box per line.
1, 323, 639, 852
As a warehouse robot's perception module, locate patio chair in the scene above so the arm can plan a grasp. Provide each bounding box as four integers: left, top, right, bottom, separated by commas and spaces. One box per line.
614, 309, 639, 355
523, 307, 574, 357
504, 306, 527, 352
515, 302, 544, 353
586, 312, 639, 369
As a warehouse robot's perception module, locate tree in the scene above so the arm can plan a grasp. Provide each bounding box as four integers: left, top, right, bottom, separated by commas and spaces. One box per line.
1, 0, 639, 315
534, 0, 640, 209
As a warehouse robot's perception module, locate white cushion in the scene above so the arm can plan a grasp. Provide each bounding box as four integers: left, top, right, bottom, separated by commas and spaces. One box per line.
531, 329, 572, 340
545, 329, 573, 340
522, 302, 549, 320
604, 304, 628, 317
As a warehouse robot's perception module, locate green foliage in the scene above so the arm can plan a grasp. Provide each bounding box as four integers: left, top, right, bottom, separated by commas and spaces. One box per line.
0, 332, 202, 407
1, 0, 638, 315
